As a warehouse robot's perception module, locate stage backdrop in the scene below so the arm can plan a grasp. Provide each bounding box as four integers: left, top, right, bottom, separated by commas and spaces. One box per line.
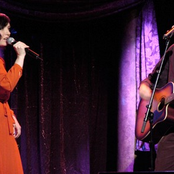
0, 0, 163, 173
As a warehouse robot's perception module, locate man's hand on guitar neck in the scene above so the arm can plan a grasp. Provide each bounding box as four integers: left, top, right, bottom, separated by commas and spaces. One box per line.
139, 83, 152, 101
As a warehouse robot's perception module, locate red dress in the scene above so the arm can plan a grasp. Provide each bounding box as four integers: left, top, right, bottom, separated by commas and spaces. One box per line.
0, 57, 23, 174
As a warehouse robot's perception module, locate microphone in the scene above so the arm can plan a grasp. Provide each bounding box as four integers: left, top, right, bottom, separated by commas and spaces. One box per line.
7, 37, 43, 61
163, 25, 174, 40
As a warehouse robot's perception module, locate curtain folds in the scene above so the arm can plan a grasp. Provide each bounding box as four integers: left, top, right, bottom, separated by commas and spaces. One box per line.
135, 0, 160, 152
0, 0, 145, 22
0, 0, 157, 173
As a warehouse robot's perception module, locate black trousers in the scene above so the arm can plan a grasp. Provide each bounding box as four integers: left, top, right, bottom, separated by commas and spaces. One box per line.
155, 130, 174, 171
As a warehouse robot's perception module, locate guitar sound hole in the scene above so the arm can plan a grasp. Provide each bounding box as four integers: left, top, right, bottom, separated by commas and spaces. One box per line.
158, 98, 165, 111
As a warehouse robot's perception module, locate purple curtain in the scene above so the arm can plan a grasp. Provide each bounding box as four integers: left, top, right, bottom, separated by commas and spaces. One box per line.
0, 0, 158, 173
135, 0, 160, 152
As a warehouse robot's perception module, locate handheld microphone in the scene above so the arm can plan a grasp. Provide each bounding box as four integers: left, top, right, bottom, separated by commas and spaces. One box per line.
7, 37, 43, 61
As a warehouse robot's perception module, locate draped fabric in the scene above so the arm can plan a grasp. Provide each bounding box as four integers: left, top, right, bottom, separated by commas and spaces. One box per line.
0, 0, 161, 173
117, 0, 160, 171
135, 0, 160, 152
117, 11, 137, 172
136, 0, 160, 109
0, 0, 144, 22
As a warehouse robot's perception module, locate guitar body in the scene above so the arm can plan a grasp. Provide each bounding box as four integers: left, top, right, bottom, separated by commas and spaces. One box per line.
135, 82, 174, 144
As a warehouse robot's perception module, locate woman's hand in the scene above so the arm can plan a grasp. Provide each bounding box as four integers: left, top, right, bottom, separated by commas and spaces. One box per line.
13, 41, 29, 68
13, 41, 29, 58
12, 115, 22, 138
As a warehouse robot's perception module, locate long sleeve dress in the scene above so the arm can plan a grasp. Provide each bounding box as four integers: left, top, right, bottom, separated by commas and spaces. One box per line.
0, 57, 24, 174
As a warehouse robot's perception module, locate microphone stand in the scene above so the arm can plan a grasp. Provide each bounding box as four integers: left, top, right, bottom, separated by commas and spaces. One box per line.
141, 37, 171, 171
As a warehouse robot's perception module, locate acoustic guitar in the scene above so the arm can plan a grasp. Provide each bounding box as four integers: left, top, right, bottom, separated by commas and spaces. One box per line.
135, 82, 174, 144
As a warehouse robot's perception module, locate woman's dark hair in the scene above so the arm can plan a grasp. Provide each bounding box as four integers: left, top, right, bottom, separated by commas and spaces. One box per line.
0, 13, 10, 30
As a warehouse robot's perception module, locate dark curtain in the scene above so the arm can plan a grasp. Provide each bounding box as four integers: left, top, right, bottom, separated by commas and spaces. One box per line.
1, 0, 144, 22
1, 0, 145, 173
12, 16, 120, 174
